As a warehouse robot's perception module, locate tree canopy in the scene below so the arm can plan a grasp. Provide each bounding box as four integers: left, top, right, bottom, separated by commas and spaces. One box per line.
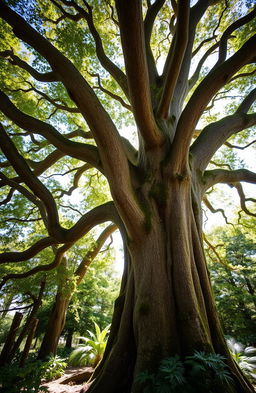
0, 1, 256, 392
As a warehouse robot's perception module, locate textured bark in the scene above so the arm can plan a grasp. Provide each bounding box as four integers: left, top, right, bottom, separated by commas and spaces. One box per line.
7, 280, 45, 362
19, 317, 39, 367
38, 290, 70, 359
86, 173, 254, 393
0, 312, 23, 366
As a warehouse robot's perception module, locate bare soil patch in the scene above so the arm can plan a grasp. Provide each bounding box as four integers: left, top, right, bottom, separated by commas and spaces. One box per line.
41, 367, 93, 393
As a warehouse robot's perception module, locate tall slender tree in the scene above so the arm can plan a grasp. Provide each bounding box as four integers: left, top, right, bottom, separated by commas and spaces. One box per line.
38, 224, 116, 359
0, 1, 255, 392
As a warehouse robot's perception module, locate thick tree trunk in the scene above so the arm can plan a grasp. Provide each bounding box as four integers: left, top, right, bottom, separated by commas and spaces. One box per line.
86, 177, 254, 393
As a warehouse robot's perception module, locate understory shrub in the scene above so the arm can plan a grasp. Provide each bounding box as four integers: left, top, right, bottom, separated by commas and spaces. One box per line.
0, 360, 47, 393
136, 351, 233, 393
0, 355, 67, 392
41, 355, 67, 382
69, 322, 109, 367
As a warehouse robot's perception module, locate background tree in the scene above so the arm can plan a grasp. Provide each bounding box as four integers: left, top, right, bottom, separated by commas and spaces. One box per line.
0, 1, 255, 392
38, 224, 117, 359
206, 219, 256, 344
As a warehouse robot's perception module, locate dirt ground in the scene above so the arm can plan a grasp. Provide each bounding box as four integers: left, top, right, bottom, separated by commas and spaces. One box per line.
42, 367, 256, 393
41, 367, 91, 393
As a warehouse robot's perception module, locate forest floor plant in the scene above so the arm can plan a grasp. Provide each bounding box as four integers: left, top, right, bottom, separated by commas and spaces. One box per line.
69, 323, 110, 368
0, 354, 67, 393
136, 351, 233, 393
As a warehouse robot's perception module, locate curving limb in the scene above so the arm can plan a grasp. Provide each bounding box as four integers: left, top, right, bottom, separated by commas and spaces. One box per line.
0, 171, 47, 224
53, 0, 129, 98
8, 82, 81, 114
157, 0, 190, 119
0, 223, 118, 290
0, 237, 58, 264
230, 183, 256, 217
189, 41, 219, 90
0, 90, 102, 171
115, 0, 163, 148
0, 201, 118, 269
55, 163, 91, 197
203, 196, 231, 225
191, 88, 256, 171
214, 6, 256, 68
225, 139, 256, 150
0, 123, 64, 240
75, 224, 117, 285
0, 243, 71, 290
202, 169, 256, 193
203, 235, 239, 271
0, 3, 145, 235
170, 33, 256, 172
63, 201, 118, 243
0, 4, 129, 181
89, 72, 131, 111
0, 50, 60, 82
144, 0, 166, 84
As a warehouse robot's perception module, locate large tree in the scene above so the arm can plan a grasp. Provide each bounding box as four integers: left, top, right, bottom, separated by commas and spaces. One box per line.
0, 0, 255, 392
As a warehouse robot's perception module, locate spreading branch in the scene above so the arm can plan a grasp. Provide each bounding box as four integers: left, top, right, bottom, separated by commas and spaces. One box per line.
0, 50, 60, 82
0, 201, 118, 270
203, 196, 231, 225
203, 235, 238, 270
55, 163, 91, 197
116, 0, 163, 148
202, 169, 256, 191
0, 3, 132, 192
191, 88, 256, 171
231, 183, 256, 217
89, 72, 131, 110
9, 82, 81, 114
144, 0, 165, 83
225, 139, 256, 150
214, 6, 256, 68
170, 33, 256, 172
75, 224, 117, 285
189, 42, 219, 90
56, 0, 129, 98
157, 0, 190, 119
0, 123, 64, 240
0, 237, 57, 264
0, 90, 101, 171
0, 244, 71, 290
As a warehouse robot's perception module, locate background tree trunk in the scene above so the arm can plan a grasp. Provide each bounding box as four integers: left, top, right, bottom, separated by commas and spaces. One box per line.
0, 312, 23, 366
65, 327, 74, 349
19, 317, 39, 367
38, 290, 71, 359
7, 280, 45, 363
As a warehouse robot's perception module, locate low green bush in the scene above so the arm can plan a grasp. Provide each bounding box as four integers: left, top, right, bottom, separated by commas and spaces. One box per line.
69, 322, 109, 367
42, 354, 67, 382
136, 351, 233, 393
0, 354, 67, 392
0, 360, 47, 393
